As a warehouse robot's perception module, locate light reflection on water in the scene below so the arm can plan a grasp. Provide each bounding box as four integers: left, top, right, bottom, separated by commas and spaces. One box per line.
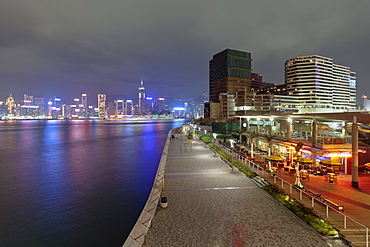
0, 119, 185, 247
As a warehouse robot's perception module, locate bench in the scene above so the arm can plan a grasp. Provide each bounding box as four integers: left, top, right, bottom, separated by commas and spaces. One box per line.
304, 189, 322, 199
324, 198, 344, 211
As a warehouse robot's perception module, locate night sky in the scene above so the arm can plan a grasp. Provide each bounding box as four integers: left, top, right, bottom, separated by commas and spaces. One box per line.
1, 0, 370, 104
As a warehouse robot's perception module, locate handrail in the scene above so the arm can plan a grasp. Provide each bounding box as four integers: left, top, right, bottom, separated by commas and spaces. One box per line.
212, 141, 368, 247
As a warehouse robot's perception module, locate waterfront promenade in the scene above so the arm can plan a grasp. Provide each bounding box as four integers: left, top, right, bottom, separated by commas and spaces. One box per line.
143, 135, 333, 246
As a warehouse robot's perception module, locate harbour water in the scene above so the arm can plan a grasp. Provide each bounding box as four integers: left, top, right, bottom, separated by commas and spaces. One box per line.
0, 119, 185, 247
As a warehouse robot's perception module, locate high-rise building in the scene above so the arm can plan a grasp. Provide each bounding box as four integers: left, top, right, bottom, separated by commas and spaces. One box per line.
98, 94, 106, 119
251, 73, 274, 89
209, 48, 252, 103
114, 99, 124, 117
125, 100, 133, 116
284, 55, 356, 112
0, 101, 6, 117
81, 94, 88, 117
138, 79, 146, 114
255, 55, 357, 114
6, 95, 16, 116
154, 97, 166, 113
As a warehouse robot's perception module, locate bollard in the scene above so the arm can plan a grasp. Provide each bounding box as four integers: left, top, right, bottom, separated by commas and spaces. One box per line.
160, 197, 168, 208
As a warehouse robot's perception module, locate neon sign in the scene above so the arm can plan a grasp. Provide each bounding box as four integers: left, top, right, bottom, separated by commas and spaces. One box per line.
250, 120, 275, 126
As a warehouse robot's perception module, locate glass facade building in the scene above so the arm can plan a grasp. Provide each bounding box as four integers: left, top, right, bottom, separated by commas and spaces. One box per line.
209, 49, 252, 103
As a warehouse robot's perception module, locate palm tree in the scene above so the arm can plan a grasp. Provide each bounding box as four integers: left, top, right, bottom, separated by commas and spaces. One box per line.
233, 126, 246, 144
263, 134, 275, 170
293, 142, 304, 188
247, 131, 258, 158
225, 125, 236, 147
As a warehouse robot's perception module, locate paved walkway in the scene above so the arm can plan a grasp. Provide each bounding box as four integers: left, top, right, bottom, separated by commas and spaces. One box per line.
144, 136, 334, 247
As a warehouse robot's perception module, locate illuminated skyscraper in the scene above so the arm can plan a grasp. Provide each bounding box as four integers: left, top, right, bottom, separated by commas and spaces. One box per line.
53, 97, 62, 118
98, 94, 106, 119
5, 94, 16, 116
138, 79, 146, 114
114, 99, 124, 117
154, 98, 166, 112
81, 94, 87, 117
34, 98, 45, 117
125, 100, 133, 116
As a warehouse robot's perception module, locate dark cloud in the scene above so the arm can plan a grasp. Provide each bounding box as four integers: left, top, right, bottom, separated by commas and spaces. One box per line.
0, 0, 369, 104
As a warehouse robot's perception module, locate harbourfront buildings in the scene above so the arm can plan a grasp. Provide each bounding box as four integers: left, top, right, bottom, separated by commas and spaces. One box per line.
209, 49, 280, 121
204, 49, 368, 186
264, 55, 357, 113
209, 48, 252, 103
208, 50, 359, 121
0, 79, 202, 119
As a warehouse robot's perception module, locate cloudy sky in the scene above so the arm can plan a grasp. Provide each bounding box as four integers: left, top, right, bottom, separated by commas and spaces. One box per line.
1, 0, 369, 104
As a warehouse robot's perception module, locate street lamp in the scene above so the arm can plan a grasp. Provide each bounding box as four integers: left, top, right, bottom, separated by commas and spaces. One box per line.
212, 133, 218, 156
229, 139, 236, 173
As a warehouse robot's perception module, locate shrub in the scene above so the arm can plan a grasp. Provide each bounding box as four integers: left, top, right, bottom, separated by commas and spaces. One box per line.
201, 136, 213, 143
263, 184, 337, 236
210, 144, 257, 178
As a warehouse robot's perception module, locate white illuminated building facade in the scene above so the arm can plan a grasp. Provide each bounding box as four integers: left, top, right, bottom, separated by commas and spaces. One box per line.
284, 55, 356, 113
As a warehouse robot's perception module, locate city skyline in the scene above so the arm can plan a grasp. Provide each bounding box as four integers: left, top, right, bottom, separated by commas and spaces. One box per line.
1, 1, 370, 102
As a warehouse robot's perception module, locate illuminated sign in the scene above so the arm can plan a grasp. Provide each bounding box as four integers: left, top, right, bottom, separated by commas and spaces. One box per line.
82, 94, 87, 96
21, 106, 38, 109
158, 98, 165, 101
74, 98, 80, 102
146, 97, 153, 100
54, 98, 61, 101
48, 101, 53, 105
126, 100, 132, 103
173, 107, 185, 110
250, 120, 275, 126
24, 100, 32, 103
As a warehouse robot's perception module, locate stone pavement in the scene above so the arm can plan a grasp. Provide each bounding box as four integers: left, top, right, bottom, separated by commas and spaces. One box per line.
143, 136, 333, 247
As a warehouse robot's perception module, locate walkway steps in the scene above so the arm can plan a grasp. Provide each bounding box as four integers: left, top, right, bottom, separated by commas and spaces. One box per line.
340, 229, 368, 247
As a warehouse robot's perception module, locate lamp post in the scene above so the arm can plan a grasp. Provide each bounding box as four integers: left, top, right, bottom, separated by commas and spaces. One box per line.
212, 133, 218, 156
212, 133, 218, 145
229, 139, 236, 173
204, 129, 208, 148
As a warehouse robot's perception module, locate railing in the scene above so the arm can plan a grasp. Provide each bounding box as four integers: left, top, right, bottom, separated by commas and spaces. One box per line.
212, 141, 369, 247
123, 130, 172, 247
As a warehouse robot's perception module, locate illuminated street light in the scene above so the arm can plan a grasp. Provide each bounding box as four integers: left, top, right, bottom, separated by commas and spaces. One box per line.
229, 139, 236, 173
229, 139, 236, 148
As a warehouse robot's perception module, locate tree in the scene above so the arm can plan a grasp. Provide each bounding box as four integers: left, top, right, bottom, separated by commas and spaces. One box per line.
293, 142, 304, 188
233, 126, 246, 144
263, 134, 275, 170
247, 131, 258, 158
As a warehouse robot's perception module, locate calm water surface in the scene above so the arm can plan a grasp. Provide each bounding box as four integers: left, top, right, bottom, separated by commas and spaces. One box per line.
0, 119, 185, 247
